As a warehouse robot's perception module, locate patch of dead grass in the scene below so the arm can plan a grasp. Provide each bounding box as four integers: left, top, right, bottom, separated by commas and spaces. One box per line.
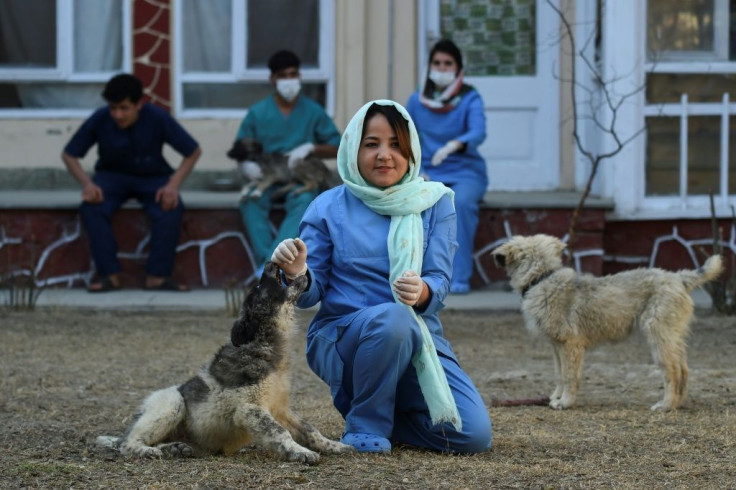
1, 309, 734, 488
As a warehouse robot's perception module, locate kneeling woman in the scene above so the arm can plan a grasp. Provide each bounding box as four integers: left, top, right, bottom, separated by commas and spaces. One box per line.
271, 100, 492, 453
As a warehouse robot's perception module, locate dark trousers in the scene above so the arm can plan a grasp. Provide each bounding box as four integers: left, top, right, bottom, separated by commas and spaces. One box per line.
79, 171, 183, 278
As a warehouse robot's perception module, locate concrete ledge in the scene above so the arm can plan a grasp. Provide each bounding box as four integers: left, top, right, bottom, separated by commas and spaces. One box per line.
0, 190, 241, 210
482, 191, 614, 209
31, 286, 713, 311
1, 189, 615, 210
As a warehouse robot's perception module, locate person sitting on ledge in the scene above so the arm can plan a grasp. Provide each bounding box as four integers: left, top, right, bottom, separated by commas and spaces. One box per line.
61, 73, 202, 292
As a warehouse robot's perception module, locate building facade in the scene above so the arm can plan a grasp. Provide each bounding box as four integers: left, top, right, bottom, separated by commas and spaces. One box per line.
1, 0, 734, 288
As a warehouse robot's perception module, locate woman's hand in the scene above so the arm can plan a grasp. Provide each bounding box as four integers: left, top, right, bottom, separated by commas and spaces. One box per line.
431, 140, 463, 166
393, 270, 429, 306
271, 238, 308, 280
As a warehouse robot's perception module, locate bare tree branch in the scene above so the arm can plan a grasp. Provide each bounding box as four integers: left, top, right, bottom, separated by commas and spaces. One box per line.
546, 0, 647, 259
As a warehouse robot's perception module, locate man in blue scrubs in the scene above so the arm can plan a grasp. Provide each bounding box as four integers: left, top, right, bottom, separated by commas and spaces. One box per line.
62, 73, 201, 292
234, 50, 340, 274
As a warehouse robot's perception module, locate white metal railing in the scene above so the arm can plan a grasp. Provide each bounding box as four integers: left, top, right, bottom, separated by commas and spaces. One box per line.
643, 93, 735, 206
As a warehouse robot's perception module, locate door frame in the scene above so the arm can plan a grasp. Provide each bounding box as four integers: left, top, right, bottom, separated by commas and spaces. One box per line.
418, 0, 561, 191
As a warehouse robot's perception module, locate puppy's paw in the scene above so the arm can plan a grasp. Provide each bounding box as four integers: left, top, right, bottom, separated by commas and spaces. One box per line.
286, 448, 320, 465
322, 440, 356, 454
159, 442, 194, 458
122, 445, 163, 458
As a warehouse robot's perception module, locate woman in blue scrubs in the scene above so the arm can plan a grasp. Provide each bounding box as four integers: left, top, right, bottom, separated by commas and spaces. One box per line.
271, 100, 491, 454
406, 39, 488, 294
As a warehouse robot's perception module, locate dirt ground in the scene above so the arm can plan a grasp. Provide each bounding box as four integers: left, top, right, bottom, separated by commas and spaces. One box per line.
1, 305, 734, 489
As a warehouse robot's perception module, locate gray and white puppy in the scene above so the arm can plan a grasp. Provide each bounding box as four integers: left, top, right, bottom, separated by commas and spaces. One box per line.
97, 262, 353, 463
492, 234, 723, 411
226, 137, 338, 200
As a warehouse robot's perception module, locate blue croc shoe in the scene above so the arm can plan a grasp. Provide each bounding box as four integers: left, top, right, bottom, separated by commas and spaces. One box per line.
341, 432, 391, 453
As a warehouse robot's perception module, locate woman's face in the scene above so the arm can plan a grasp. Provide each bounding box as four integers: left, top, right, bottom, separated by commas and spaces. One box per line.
430, 51, 458, 74
358, 112, 409, 188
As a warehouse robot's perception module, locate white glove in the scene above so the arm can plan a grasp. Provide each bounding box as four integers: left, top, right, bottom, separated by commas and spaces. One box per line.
392, 270, 424, 306
286, 142, 315, 169
271, 238, 308, 280
239, 160, 263, 180
430, 140, 463, 166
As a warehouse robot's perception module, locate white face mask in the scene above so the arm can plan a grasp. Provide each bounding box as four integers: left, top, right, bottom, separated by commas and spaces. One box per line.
428, 70, 456, 89
276, 78, 301, 102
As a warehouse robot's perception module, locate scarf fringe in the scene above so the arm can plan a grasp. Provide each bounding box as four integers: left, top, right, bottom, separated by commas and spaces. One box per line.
410, 308, 463, 432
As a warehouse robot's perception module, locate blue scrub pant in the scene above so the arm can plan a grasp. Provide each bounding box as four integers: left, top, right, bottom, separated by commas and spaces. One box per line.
334, 303, 492, 453
445, 179, 485, 290
238, 186, 318, 265
79, 171, 183, 277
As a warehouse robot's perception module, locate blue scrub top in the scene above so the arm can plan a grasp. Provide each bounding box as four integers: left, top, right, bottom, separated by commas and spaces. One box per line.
406, 89, 488, 186
297, 186, 458, 360
64, 102, 199, 177
235, 94, 341, 154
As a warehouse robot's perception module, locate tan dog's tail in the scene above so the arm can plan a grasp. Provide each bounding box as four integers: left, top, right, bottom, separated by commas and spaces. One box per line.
679, 255, 724, 291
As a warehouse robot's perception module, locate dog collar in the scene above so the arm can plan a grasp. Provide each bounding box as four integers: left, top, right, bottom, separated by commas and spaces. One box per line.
521, 271, 554, 298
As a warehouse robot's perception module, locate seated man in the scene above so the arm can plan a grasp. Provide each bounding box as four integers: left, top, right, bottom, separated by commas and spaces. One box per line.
236, 50, 340, 275
61, 73, 202, 292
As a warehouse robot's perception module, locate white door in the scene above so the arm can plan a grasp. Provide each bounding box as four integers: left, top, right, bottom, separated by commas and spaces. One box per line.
420, 0, 560, 191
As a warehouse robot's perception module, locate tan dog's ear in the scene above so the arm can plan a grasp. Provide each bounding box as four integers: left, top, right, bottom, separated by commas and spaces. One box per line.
554, 237, 567, 258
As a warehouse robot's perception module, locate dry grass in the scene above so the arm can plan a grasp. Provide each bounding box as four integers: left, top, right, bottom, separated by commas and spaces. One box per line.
1, 308, 734, 489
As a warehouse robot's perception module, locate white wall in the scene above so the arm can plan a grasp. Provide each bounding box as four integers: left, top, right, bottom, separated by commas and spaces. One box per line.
0, 118, 242, 172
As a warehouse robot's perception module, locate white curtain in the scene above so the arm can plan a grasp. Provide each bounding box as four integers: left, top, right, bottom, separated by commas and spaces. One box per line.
0, 0, 122, 108
74, 0, 122, 72
182, 0, 231, 72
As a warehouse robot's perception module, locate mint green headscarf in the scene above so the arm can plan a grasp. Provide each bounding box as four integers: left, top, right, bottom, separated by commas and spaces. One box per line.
337, 99, 461, 431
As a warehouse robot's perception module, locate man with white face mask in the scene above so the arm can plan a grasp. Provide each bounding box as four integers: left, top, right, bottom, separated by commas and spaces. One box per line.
234, 50, 340, 276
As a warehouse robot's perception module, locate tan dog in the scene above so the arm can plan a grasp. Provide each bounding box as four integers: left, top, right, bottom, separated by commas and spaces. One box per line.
492, 234, 723, 411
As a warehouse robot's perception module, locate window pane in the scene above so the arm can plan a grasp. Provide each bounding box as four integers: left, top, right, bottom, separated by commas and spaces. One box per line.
247, 0, 319, 69
74, 0, 123, 72
647, 0, 734, 61
687, 116, 722, 194
182, 0, 232, 72
183, 82, 326, 110
646, 73, 736, 103
0, 0, 57, 68
440, 0, 535, 76
646, 116, 729, 196
0, 82, 104, 108
646, 117, 679, 196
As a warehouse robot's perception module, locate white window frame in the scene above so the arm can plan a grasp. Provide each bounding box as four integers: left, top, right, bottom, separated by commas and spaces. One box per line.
0, 0, 132, 118
173, 0, 335, 119
603, 0, 736, 219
